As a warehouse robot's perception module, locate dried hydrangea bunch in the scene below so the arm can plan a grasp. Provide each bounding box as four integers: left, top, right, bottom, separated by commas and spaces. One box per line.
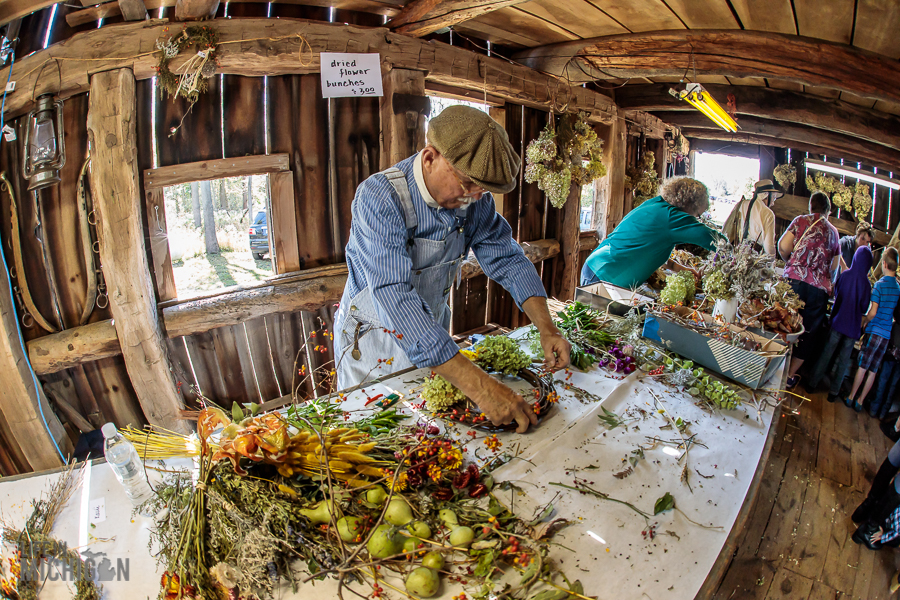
773, 164, 796, 190
626, 151, 660, 207
659, 270, 696, 306
524, 111, 607, 208
473, 335, 531, 375
852, 182, 872, 219
422, 375, 466, 412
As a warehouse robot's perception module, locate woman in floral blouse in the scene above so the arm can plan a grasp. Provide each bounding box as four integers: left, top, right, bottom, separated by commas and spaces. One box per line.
778, 191, 842, 388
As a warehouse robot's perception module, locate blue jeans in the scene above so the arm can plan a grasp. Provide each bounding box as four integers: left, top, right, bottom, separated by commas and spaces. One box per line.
581, 262, 602, 286
809, 328, 856, 397
871, 354, 900, 419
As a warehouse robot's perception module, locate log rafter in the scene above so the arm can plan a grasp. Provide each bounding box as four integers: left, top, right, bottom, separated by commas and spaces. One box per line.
615, 84, 900, 151
513, 30, 900, 106
0, 18, 616, 123
390, 0, 530, 37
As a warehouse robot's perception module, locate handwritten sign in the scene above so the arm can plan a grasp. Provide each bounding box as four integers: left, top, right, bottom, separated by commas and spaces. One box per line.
89, 497, 106, 524
320, 53, 383, 98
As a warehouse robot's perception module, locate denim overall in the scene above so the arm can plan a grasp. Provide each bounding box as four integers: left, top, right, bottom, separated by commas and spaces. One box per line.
334, 167, 468, 391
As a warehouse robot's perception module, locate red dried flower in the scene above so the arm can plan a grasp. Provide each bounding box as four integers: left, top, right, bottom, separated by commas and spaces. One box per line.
433, 488, 454, 501
468, 483, 488, 498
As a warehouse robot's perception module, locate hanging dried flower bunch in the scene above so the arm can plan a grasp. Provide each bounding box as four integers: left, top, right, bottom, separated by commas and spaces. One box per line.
524, 111, 607, 208
773, 164, 796, 191
805, 171, 873, 219
155, 26, 220, 104
625, 150, 660, 207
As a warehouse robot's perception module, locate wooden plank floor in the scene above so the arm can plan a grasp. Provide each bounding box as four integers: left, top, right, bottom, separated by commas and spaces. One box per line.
712, 390, 900, 600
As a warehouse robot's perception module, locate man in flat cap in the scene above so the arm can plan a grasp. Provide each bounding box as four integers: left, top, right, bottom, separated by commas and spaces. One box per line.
334, 105, 570, 433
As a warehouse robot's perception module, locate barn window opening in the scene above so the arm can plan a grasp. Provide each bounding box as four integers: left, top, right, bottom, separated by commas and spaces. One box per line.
693, 151, 759, 226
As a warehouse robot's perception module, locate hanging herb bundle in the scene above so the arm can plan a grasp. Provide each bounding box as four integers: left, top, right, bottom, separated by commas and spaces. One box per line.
524, 111, 607, 208
625, 150, 660, 207
773, 163, 796, 192
155, 26, 220, 104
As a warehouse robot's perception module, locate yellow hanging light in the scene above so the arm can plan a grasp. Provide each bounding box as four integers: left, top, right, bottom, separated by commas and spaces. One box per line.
669, 83, 739, 133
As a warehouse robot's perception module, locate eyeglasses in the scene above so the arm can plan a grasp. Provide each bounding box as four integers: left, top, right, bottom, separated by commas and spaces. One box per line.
446, 158, 485, 197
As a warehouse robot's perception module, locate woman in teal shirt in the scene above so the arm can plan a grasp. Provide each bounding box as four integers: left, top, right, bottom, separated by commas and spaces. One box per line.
581, 177, 721, 289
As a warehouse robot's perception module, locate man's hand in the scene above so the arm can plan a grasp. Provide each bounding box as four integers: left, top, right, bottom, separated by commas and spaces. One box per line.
540, 329, 571, 370
470, 377, 538, 433
434, 353, 538, 433
522, 296, 571, 370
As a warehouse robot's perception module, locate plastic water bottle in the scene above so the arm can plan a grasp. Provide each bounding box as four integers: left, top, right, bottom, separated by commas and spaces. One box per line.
101, 423, 154, 515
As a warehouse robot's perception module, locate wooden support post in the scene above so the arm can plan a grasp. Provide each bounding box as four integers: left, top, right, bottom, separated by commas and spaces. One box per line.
87, 69, 189, 433
549, 186, 582, 301
602, 117, 627, 236
380, 67, 428, 170
175, 0, 220, 20
0, 244, 70, 470
758, 146, 775, 183
118, 0, 149, 20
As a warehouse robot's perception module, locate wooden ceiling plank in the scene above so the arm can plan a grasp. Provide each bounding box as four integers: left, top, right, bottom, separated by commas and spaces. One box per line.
583, 0, 684, 32
0, 0, 59, 26
794, 0, 854, 44
513, 30, 900, 105
387, 0, 442, 29
874, 100, 900, 118
840, 91, 877, 109
852, 0, 900, 59
728, 0, 796, 34
515, 0, 627, 39
451, 21, 542, 48
614, 83, 900, 150
463, 7, 577, 46
504, 5, 580, 40
661, 0, 740, 29
803, 85, 841, 99
765, 79, 804, 92
726, 76, 767, 87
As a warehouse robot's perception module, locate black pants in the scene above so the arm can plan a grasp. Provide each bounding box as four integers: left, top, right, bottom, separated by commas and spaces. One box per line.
789, 280, 829, 362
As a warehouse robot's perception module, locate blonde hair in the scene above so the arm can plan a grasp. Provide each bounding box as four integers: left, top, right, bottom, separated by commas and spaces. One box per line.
660, 177, 710, 215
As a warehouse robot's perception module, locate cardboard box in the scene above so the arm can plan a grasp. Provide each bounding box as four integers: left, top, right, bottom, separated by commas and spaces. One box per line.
574, 282, 654, 316
641, 308, 788, 389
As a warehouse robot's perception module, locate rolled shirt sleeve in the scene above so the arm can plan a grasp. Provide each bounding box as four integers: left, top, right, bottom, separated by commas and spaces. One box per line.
467, 197, 547, 309
350, 178, 460, 368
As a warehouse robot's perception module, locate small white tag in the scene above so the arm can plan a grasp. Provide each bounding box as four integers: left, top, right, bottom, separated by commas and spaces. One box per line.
3, 124, 15, 142
197, 50, 207, 58
5, 80, 14, 92
89, 498, 106, 524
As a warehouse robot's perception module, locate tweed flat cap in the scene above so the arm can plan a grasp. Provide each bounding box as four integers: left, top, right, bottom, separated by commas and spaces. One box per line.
426, 105, 521, 195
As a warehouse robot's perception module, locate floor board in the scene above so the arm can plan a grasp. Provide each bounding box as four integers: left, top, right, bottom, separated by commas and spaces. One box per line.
708, 391, 899, 599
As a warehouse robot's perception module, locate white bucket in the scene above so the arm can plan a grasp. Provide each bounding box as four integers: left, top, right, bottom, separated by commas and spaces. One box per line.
712, 297, 739, 323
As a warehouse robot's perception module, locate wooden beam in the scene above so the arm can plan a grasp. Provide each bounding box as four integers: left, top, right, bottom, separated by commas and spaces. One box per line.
27, 238, 561, 373
0, 224, 70, 469
175, 0, 219, 20
425, 82, 504, 107
143, 153, 290, 188
0, 18, 617, 123
380, 67, 427, 170
390, 0, 528, 37
668, 114, 900, 173
622, 109, 668, 140
773, 194, 892, 245
690, 138, 764, 160
513, 30, 900, 105
68, 2, 128, 27
614, 84, 900, 151
27, 319, 121, 375
549, 186, 582, 301
87, 68, 188, 433
119, 0, 149, 20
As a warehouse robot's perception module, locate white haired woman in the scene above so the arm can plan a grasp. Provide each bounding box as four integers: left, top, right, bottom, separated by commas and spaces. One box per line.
581, 177, 722, 289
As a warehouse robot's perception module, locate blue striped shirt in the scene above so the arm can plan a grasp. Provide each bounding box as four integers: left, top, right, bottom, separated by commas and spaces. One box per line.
866, 275, 900, 339
343, 154, 547, 368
